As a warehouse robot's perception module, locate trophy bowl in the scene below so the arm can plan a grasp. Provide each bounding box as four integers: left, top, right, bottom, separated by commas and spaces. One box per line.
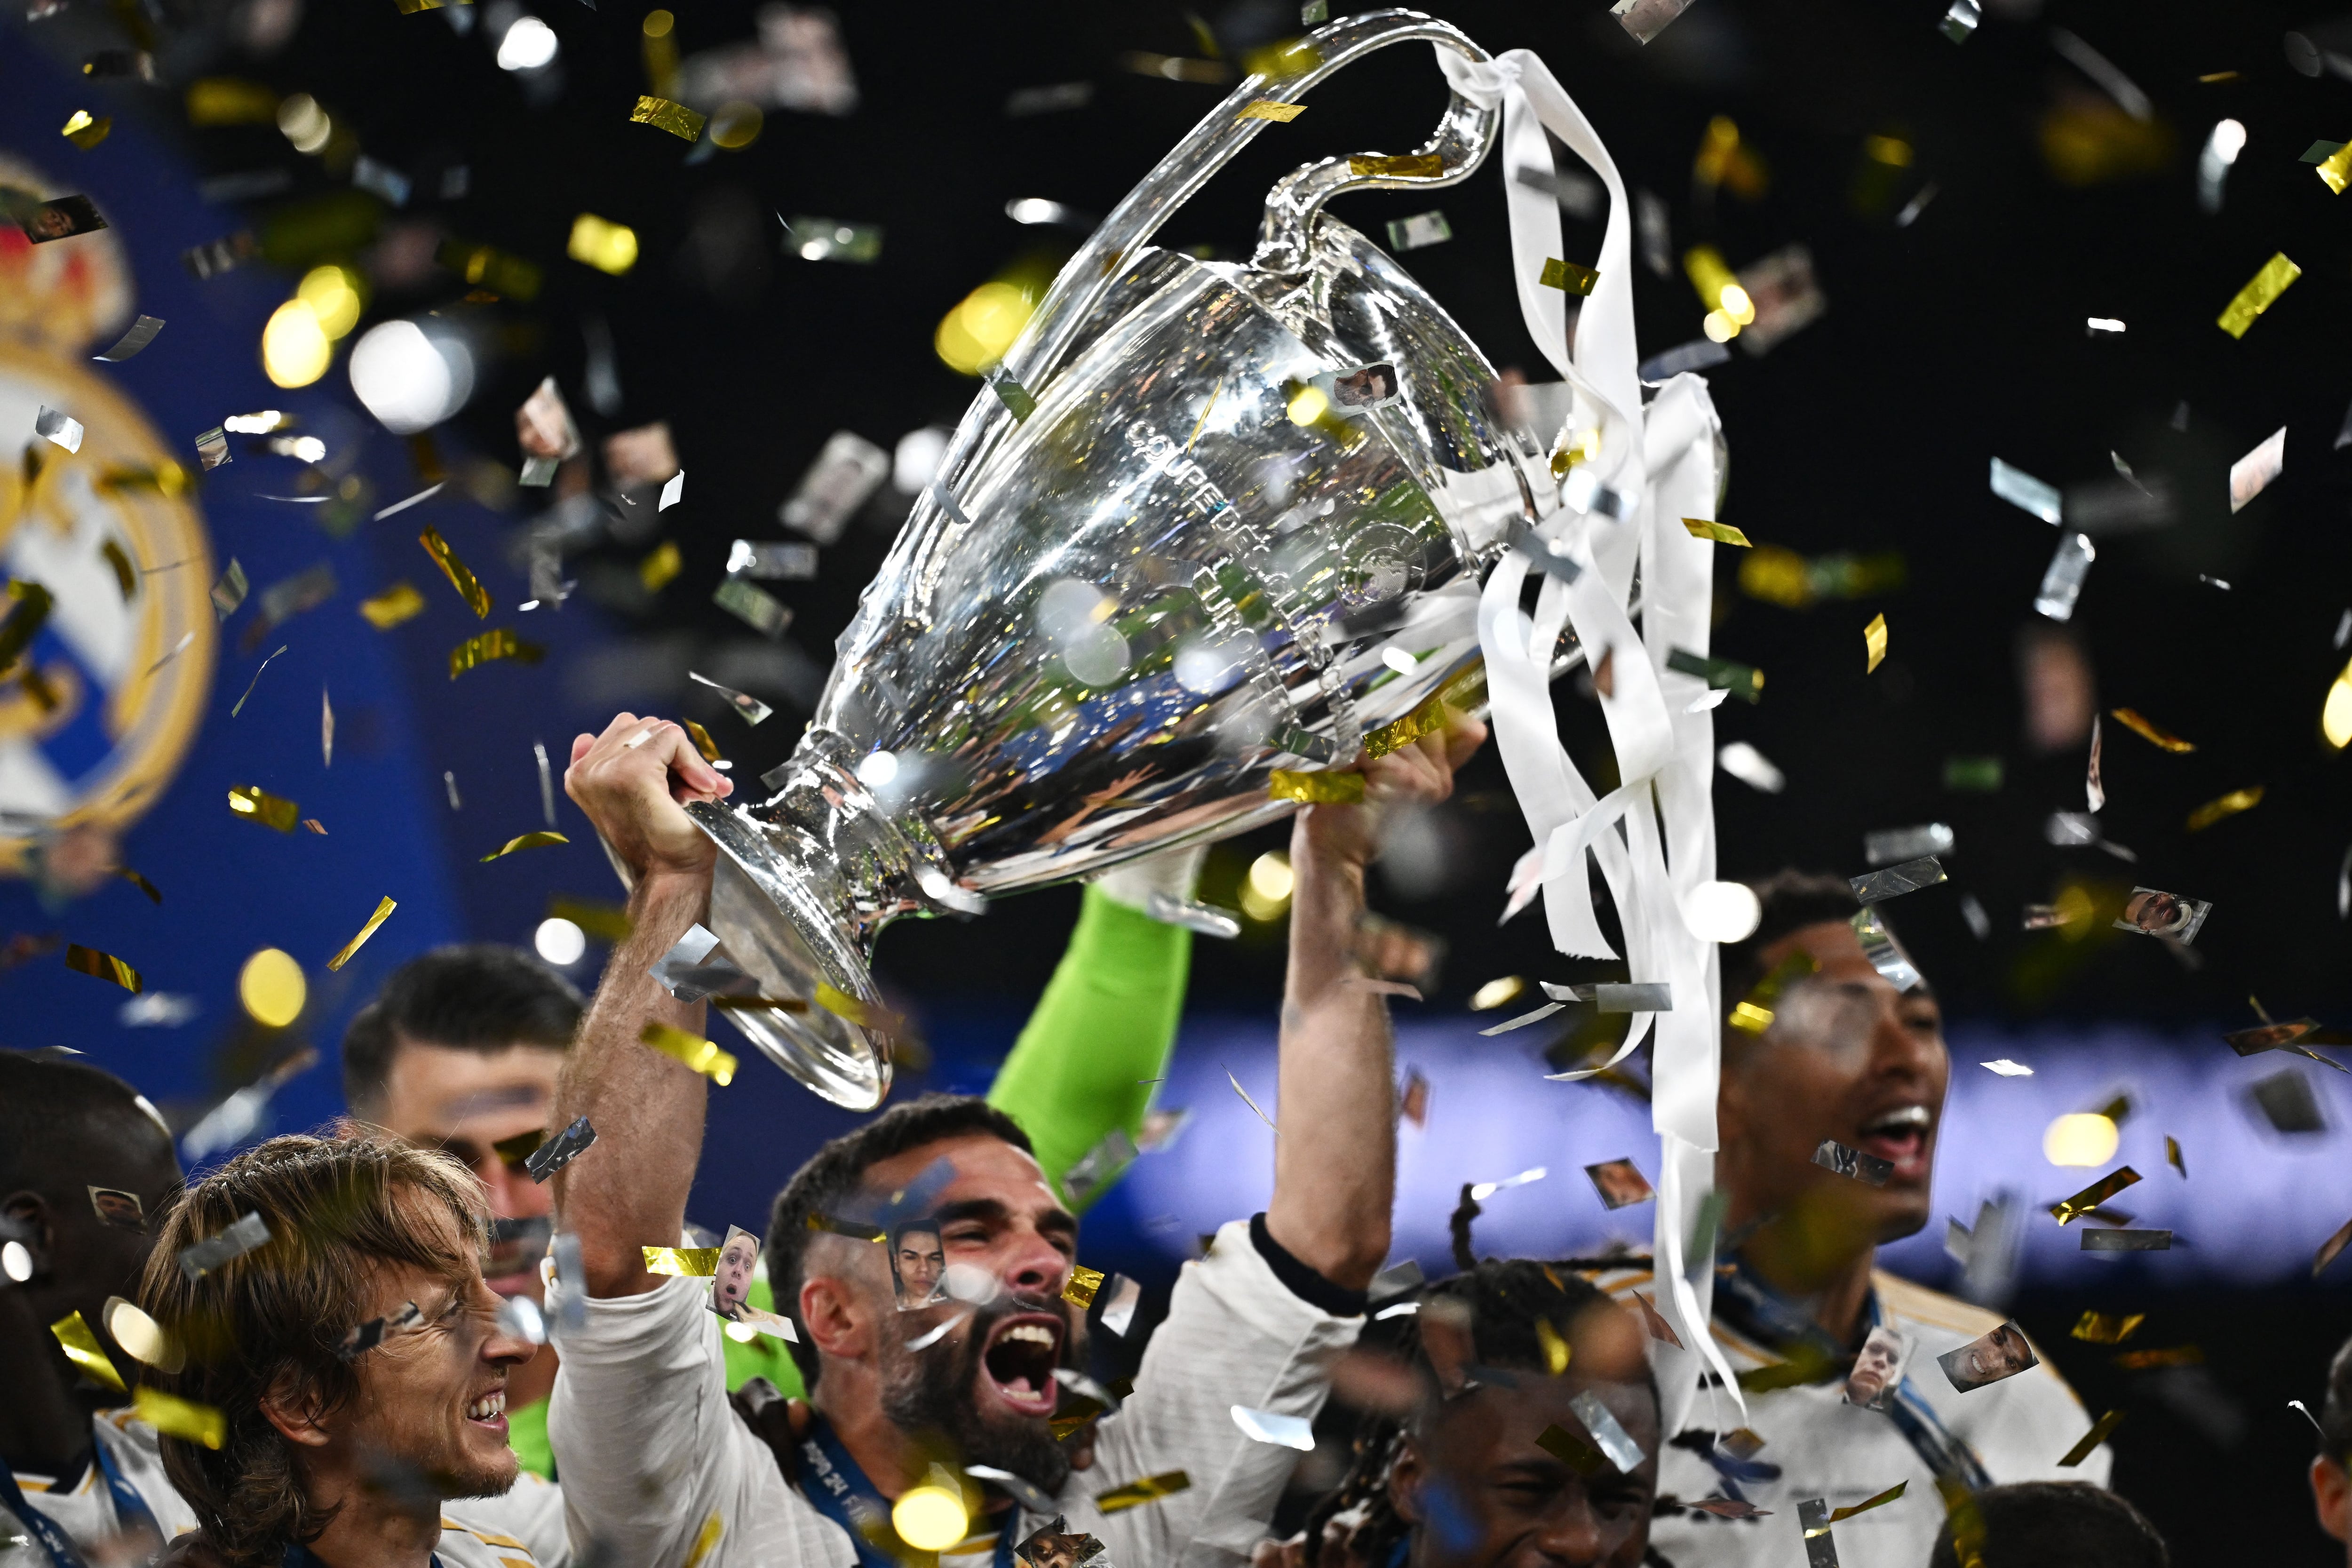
685, 8, 1592, 1109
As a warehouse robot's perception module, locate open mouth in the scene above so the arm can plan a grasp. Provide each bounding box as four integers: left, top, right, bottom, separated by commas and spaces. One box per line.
1855, 1104, 1934, 1182
463, 1390, 507, 1431
980, 1314, 1064, 1417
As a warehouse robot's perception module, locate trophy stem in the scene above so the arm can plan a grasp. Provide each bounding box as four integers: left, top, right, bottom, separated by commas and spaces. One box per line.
686, 735, 954, 1110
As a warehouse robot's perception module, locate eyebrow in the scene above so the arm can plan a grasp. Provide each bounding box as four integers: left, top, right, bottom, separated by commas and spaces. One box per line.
931, 1196, 1077, 1239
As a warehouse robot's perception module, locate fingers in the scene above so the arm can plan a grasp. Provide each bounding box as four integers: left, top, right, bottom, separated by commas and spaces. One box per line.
1440, 715, 1488, 772
570, 732, 596, 766
639, 720, 731, 802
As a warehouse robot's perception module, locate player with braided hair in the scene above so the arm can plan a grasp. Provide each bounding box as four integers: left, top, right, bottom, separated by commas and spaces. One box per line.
1256, 1258, 1663, 1568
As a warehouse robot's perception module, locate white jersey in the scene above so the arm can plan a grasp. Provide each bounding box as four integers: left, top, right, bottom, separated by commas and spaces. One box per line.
1596, 1266, 2111, 1568
0, 1406, 568, 1568
546, 1217, 1363, 1568
5, 1407, 201, 1564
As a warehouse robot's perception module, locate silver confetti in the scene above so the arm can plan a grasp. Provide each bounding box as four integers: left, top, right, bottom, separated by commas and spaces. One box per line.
1849, 856, 1946, 904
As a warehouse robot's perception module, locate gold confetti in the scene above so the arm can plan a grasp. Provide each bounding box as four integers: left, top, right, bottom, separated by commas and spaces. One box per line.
2050, 1165, 2141, 1225
807, 1211, 885, 1242
1539, 257, 1600, 295
1094, 1471, 1191, 1514
116, 866, 161, 904
815, 982, 905, 1035
1269, 769, 1364, 804
480, 831, 569, 861
359, 581, 426, 629
1864, 613, 1888, 673
2108, 706, 2192, 752
64, 943, 142, 993
1828, 1481, 1907, 1524
643, 1246, 723, 1276
1534, 1316, 1571, 1374
2070, 1311, 2144, 1344
1236, 99, 1303, 122
2321, 143, 2352, 194
418, 526, 492, 619
1062, 1265, 1105, 1309
2216, 252, 2300, 339
683, 718, 725, 765
1728, 1000, 1775, 1034
639, 540, 682, 592
50, 1310, 125, 1392
302, 819, 328, 834
448, 628, 545, 679
1363, 698, 1451, 760
683, 1511, 723, 1568
641, 1021, 739, 1084
568, 212, 639, 276
630, 94, 707, 141
1469, 975, 1526, 1010
135, 1387, 225, 1449
61, 109, 112, 149
1348, 152, 1443, 178
1683, 517, 1751, 546
2166, 1135, 2185, 1177
2185, 785, 2262, 832
2057, 1409, 2124, 1468
326, 896, 397, 972
228, 783, 299, 832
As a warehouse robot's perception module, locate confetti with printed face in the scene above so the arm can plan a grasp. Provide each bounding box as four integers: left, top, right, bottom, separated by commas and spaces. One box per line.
1938, 1321, 2039, 1391
1584, 1159, 1655, 1210
1843, 1326, 1909, 1410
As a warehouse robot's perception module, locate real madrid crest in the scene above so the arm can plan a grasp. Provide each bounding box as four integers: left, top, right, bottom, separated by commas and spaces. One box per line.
0, 153, 215, 885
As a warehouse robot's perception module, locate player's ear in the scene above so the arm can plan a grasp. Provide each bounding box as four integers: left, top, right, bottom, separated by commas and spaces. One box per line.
2313, 1455, 2352, 1544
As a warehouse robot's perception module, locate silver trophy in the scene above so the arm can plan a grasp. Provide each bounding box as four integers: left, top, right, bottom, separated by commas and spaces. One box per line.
684, 9, 1599, 1107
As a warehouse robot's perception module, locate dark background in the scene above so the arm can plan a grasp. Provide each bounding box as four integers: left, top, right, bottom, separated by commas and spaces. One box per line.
8, 0, 2352, 1559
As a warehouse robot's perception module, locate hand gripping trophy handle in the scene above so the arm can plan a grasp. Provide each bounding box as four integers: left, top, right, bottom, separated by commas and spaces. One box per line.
668, 11, 1614, 1112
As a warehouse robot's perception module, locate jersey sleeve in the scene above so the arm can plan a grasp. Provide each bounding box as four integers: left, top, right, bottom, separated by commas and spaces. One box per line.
986, 884, 1191, 1207
1074, 1218, 1363, 1567
547, 1274, 844, 1568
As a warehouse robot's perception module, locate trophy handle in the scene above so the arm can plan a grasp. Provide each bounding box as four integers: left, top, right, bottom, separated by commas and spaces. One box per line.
941, 8, 1497, 493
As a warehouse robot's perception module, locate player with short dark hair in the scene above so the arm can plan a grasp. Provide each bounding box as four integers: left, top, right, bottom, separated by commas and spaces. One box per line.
1258, 1259, 1661, 1568
1926, 1481, 2167, 1568
543, 707, 1480, 1568
1593, 871, 2106, 1567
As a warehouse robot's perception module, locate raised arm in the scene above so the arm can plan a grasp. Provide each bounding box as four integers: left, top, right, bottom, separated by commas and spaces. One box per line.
551, 712, 732, 1299
1264, 720, 1484, 1291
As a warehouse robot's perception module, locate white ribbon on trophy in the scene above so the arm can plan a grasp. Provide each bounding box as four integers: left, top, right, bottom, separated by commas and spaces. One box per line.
1440, 45, 1744, 1430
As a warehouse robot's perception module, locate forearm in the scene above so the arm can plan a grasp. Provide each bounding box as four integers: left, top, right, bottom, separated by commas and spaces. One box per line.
1263, 815, 1394, 1290
989, 885, 1190, 1201
552, 869, 713, 1297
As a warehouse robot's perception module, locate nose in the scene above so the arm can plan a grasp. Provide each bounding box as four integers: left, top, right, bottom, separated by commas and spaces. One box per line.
477, 1283, 539, 1368
480, 1155, 552, 1226
1000, 1227, 1069, 1298
1531, 1493, 1608, 1566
